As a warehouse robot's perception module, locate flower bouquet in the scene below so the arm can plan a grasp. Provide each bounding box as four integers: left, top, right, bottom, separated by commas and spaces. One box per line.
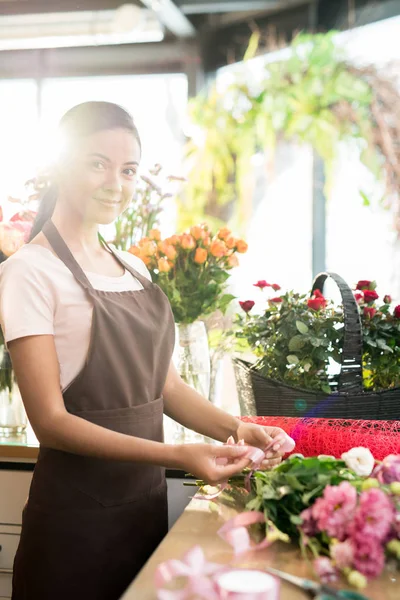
129, 225, 247, 324
198, 448, 400, 590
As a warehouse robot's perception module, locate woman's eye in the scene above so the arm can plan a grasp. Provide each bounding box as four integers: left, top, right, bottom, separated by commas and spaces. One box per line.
91, 161, 106, 171
123, 168, 137, 177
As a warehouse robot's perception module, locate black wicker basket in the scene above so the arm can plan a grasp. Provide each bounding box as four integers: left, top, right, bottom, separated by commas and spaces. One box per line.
233, 272, 400, 420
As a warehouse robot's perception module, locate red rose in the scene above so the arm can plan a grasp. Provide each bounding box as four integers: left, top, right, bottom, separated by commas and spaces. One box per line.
269, 297, 283, 303
354, 293, 363, 303
364, 306, 377, 319
356, 280, 372, 290
394, 305, 400, 319
307, 297, 327, 311
384, 295, 392, 304
313, 289, 324, 298
253, 280, 270, 289
363, 290, 379, 303
271, 283, 281, 291
239, 300, 255, 313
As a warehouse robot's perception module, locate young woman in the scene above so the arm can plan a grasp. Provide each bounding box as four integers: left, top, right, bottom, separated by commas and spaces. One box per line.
0, 102, 287, 600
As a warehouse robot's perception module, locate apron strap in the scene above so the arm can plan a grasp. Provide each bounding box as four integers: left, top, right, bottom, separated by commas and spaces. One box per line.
42, 220, 94, 290
98, 234, 152, 289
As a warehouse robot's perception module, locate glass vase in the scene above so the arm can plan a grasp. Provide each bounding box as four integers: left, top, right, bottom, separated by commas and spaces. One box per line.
169, 321, 211, 443
0, 348, 27, 436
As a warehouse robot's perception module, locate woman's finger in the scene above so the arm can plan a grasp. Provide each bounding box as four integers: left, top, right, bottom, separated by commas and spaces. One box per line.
218, 456, 253, 478
260, 457, 282, 470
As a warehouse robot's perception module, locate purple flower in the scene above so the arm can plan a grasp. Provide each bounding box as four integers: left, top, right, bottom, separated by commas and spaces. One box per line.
313, 557, 337, 583
331, 539, 355, 569
374, 455, 400, 484
351, 488, 394, 542
353, 536, 385, 578
312, 482, 357, 540
300, 507, 318, 537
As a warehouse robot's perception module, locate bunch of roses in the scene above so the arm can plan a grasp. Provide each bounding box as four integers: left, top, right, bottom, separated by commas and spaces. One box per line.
129, 225, 248, 323
129, 224, 247, 273
0, 209, 36, 261
236, 277, 400, 392
300, 450, 400, 589
354, 279, 400, 320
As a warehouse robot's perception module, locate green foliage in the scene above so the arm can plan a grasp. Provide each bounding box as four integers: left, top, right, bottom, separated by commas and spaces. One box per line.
181, 32, 387, 229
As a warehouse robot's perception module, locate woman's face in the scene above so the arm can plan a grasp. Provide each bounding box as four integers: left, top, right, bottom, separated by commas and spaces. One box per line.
57, 127, 141, 225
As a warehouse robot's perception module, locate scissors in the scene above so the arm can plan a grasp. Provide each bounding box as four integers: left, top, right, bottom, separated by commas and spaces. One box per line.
264, 566, 370, 600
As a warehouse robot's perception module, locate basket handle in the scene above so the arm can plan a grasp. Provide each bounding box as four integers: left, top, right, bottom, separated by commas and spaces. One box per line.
311, 272, 363, 393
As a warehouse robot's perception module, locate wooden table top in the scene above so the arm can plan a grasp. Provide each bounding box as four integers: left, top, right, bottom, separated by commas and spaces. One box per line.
123, 498, 399, 600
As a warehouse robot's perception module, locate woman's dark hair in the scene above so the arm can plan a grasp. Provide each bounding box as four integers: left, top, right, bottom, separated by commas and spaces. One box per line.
29, 101, 141, 241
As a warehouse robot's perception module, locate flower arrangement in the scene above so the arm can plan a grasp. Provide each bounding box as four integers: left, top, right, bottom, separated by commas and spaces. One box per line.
200, 448, 400, 589
235, 279, 400, 393
129, 225, 247, 324
112, 164, 184, 251
0, 207, 35, 263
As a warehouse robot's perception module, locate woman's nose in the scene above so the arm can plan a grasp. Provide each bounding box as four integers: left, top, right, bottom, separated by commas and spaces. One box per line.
103, 170, 122, 192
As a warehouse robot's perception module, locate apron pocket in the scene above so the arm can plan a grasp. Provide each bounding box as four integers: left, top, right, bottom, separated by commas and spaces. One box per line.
40, 398, 166, 507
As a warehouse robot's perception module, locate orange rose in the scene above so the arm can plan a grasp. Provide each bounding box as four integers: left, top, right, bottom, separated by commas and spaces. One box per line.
141, 255, 151, 266
210, 239, 226, 258
149, 229, 161, 241
190, 225, 204, 240
164, 245, 177, 260
157, 257, 171, 272
181, 234, 195, 250
227, 253, 239, 268
203, 234, 211, 247
194, 247, 207, 264
128, 245, 141, 257
236, 239, 248, 253
225, 236, 236, 249
217, 227, 231, 240
141, 240, 157, 256
166, 235, 179, 246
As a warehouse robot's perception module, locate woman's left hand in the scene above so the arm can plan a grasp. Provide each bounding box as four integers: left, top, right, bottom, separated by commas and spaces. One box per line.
235, 422, 290, 470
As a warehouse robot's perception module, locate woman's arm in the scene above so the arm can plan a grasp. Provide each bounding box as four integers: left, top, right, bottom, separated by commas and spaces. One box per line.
163, 361, 241, 443
9, 335, 252, 484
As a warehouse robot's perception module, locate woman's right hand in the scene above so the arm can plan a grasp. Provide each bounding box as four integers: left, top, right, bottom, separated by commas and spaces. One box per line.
179, 443, 252, 485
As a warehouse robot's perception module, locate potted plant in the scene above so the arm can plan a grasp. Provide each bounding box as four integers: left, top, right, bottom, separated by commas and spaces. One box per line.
233, 274, 400, 419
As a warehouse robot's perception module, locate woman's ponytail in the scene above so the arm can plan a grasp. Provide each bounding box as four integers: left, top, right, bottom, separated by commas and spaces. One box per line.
29, 184, 57, 241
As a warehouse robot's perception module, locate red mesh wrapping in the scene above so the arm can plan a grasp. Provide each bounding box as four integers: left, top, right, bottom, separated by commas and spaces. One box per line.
239, 417, 400, 460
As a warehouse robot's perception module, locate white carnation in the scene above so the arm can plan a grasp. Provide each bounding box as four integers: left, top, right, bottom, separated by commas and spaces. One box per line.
341, 447, 375, 477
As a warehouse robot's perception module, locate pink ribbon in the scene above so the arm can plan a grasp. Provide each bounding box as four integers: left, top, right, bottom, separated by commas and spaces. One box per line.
218, 511, 271, 555
198, 434, 295, 500
155, 545, 223, 600
154, 545, 279, 600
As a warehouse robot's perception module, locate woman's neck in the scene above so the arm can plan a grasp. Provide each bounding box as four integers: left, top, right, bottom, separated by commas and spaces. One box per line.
51, 204, 101, 252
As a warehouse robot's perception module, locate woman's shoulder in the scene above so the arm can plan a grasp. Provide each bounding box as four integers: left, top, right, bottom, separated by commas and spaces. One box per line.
0, 244, 61, 284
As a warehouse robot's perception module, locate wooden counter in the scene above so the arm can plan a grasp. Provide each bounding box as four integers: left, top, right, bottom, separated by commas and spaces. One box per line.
123, 498, 400, 600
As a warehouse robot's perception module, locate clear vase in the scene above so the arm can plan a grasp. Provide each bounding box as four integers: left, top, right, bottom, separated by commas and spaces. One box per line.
169, 321, 211, 443
0, 348, 27, 436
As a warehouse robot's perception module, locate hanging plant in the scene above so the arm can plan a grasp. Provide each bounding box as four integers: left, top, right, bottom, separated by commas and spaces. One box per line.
180, 31, 400, 232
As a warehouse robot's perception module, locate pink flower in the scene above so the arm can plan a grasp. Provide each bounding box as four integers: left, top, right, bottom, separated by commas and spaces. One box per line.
312, 482, 357, 540
353, 536, 385, 578
313, 557, 337, 583
384, 295, 392, 304
331, 539, 354, 569
374, 454, 400, 484
351, 488, 394, 542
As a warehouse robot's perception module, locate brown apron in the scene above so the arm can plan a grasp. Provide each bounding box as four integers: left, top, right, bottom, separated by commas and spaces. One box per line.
12, 220, 175, 600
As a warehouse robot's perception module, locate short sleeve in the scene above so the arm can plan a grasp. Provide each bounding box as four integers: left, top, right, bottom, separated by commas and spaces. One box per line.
0, 254, 55, 344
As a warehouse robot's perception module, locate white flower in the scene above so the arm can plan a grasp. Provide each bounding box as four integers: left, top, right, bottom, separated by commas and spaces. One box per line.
341, 447, 375, 477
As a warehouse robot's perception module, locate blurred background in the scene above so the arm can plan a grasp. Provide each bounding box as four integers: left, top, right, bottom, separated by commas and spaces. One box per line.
0, 0, 399, 300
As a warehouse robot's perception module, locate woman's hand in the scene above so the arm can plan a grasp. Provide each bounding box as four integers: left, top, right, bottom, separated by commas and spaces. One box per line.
235, 422, 293, 470
179, 443, 253, 485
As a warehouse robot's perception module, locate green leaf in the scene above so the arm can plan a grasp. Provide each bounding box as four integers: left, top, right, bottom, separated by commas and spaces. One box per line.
287, 355, 299, 365
290, 515, 304, 525
359, 190, 371, 206
321, 384, 331, 394
289, 335, 306, 352
296, 321, 309, 334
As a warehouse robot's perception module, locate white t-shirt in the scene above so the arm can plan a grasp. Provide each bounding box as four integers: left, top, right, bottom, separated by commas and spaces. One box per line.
0, 243, 151, 391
